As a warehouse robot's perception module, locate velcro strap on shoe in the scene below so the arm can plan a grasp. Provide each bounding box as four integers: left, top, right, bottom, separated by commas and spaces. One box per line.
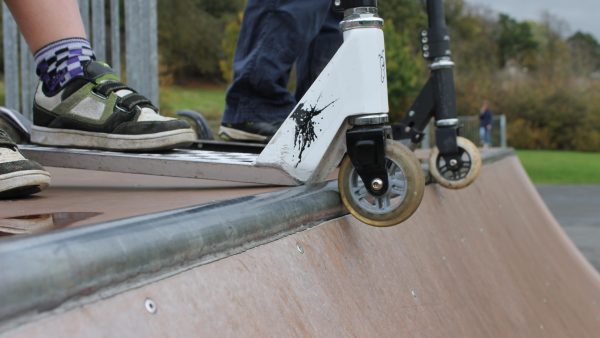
0, 130, 16, 149
119, 93, 158, 112
94, 81, 132, 97
0, 140, 16, 149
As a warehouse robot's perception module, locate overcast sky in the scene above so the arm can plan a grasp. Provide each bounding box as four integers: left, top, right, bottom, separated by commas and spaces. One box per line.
467, 0, 599, 39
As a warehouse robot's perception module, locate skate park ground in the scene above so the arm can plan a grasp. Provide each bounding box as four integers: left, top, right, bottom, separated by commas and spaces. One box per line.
0, 148, 599, 337
536, 185, 600, 271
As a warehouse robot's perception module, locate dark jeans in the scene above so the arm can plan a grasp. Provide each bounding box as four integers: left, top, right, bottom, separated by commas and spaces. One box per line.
222, 0, 343, 125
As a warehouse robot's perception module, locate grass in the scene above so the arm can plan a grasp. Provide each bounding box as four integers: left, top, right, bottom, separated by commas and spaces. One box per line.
159, 84, 226, 131
159, 84, 226, 118
516, 150, 600, 184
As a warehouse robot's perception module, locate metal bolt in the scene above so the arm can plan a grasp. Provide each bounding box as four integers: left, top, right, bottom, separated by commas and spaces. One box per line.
421, 30, 428, 37
423, 52, 430, 58
408, 110, 415, 117
335, 0, 341, 6
449, 159, 458, 167
371, 178, 384, 191
421, 37, 428, 44
423, 45, 429, 51
145, 298, 157, 314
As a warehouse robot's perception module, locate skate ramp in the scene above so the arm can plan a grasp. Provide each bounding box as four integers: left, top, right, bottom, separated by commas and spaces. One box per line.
1, 151, 599, 337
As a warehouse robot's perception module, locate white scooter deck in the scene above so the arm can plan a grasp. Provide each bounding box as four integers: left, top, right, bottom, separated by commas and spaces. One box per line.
19, 145, 299, 186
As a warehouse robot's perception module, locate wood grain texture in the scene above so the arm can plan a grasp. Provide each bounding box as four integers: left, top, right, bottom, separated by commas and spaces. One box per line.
3, 156, 600, 337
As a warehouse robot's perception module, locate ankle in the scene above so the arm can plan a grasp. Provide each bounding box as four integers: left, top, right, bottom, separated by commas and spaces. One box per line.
34, 37, 96, 96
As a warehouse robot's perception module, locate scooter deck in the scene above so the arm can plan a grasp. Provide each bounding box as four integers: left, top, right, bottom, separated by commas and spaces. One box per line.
19, 144, 299, 186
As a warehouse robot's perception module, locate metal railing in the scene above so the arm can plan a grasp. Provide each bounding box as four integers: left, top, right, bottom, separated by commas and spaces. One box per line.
420, 115, 507, 149
2, 0, 159, 119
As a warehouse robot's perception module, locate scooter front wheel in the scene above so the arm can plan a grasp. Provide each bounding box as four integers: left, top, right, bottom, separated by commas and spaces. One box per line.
429, 136, 481, 189
338, 140, 425, 227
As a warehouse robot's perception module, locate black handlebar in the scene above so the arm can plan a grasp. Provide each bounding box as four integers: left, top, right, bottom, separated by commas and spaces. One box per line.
426, 0, 447, 29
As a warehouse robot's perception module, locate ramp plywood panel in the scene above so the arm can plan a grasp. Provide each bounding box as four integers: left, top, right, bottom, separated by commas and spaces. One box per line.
0, 167, 278, 227
4, 156, 600, 337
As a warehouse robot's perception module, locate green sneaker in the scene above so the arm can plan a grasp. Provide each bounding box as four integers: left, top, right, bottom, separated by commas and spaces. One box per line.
31, 61, 196, 151
0, 129, 50, 198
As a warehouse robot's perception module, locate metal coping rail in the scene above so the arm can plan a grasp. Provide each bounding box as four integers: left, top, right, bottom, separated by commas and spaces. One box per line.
0, 148, 514, 332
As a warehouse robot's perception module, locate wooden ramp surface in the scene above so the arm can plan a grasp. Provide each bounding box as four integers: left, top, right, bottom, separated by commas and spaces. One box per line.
0, 167, 279, 229
2, 155, 600, 337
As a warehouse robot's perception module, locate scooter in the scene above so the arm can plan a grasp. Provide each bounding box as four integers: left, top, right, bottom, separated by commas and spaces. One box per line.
392, 0, 481, 189
3, 0, 478, 227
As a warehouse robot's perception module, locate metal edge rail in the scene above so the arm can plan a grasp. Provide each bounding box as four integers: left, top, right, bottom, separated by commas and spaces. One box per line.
0, 182, 344, 332
0, 148, 514, 333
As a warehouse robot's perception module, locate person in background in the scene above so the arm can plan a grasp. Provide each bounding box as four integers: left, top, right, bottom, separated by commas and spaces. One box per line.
0, 0, 196, 199
219, 0, 343, 143
479, 100, 493, 148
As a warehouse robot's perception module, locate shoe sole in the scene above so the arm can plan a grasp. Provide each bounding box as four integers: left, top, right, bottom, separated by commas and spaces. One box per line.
0, 170, 51, 199
218, 126, 269, 143
31, 126, 196, 151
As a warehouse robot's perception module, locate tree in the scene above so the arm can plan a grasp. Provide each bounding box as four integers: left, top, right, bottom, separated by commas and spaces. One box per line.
219, 11, 243, 82
568, 31, 600, 74
157, 0, 243, 83
495, 14, 539, 68
383, 21, 426, 118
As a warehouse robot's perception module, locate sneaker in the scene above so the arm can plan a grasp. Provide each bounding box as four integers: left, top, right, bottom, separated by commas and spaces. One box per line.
218, 121, 280, 143
0, 129, 50, 198
31, 61, 196, 151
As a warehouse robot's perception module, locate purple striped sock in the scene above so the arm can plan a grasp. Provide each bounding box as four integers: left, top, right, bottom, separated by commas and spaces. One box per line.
34, 38, 96, 96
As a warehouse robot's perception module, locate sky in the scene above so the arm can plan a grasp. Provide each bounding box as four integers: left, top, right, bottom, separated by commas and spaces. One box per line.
467, 0, 600, 39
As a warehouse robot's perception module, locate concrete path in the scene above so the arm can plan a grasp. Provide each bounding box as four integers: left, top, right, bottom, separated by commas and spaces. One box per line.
537, 185, 600, 271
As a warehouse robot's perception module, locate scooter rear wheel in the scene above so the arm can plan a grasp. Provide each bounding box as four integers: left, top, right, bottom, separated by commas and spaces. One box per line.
338, 140, 425, 227
176, 110, 214, 140
429, 136, 481, 189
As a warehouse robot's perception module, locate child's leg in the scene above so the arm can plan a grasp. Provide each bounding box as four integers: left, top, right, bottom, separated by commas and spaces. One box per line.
220, 0, 334, 143
4, 0, 195, 151
479, 127, 485, 146
4, 0, 86, 53
295, 7, 342, 102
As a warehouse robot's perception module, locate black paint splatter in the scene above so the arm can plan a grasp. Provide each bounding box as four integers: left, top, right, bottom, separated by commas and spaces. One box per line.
291, 99, 336, 167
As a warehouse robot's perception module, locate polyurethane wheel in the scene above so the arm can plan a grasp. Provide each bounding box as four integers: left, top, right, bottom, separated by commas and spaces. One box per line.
176, 109, 214, 140
429, 136, 481, 189
338, 139, 425, 227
